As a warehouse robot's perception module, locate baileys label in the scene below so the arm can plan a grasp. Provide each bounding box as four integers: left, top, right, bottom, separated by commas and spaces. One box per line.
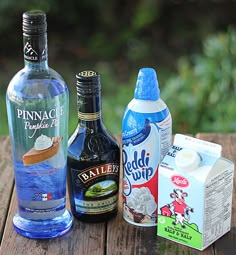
70, 163, 119, 215
78, 164, 119, 183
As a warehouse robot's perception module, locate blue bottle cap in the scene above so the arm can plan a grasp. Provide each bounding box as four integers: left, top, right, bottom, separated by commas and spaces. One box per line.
134, 68, 160, 100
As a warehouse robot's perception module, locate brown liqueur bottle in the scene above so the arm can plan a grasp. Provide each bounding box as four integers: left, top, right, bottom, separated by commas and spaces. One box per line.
67, 70, 120, 222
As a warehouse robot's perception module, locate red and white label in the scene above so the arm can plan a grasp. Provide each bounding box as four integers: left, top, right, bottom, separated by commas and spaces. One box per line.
171, 175, 189, 188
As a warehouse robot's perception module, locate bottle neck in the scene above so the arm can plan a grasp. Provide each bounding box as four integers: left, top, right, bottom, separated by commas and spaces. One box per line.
77, 91, 103, 128
23, 32, 48, 70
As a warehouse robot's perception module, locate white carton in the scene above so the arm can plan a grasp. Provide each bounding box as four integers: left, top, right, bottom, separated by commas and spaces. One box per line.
157, 134, 234, 250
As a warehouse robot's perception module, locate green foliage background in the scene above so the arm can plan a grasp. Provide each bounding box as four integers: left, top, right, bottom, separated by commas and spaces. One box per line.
162, 28, 236, 133
1, 1, 236, 136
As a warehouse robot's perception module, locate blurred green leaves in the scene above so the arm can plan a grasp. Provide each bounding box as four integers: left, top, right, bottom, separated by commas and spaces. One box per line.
162, 28, 236, 133
1, 1, 236, 136
132, 0, 158, 31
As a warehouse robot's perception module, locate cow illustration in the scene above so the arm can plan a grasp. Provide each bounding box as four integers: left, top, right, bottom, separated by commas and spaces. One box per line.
167, 189, 194, 228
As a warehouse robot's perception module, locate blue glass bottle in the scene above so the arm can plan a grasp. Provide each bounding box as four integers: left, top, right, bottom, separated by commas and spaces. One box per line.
6, 10, 73, 238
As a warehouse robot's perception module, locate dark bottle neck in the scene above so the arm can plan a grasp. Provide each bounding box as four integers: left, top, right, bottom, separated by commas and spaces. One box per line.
77, 91, 103, 128
23, 32, 48, 70
76, 70, 105, 130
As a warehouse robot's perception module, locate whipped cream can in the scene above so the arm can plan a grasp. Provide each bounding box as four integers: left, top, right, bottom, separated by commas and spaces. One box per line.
122, 68, 172, 226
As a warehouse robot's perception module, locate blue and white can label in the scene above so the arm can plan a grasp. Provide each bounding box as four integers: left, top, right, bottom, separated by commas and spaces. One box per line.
122, 108, 172, 226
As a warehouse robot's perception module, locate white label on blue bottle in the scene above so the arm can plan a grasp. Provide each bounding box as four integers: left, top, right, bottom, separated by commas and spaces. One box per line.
122, 108, 172, 226
8, 93, 68, 219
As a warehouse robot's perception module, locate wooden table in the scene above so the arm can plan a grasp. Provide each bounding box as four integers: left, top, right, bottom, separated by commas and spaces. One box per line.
0, 134, 235, 255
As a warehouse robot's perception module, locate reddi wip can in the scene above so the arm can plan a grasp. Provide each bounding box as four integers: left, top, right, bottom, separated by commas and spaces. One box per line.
122, 68, 172, 226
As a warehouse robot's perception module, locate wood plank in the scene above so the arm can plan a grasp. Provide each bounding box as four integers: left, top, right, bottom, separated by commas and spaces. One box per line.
0, 188, 106, 255
1, 133, 235, 254
106, 176, 214, 254
107, 135, 214, 254
0, 136, 14, 243
196, 133, 236, 255
0, 136, 106, 255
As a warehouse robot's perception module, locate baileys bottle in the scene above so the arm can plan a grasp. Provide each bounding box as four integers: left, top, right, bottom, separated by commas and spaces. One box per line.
67, 71, 120, 223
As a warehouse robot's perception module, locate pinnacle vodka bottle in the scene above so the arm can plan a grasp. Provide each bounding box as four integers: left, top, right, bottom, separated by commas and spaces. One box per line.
6, 10, 73, 238
122, 67, 172, 226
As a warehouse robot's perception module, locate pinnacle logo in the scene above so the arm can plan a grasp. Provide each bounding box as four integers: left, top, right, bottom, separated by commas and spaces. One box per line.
24, 42, 38, 61
24, 42, 46, 62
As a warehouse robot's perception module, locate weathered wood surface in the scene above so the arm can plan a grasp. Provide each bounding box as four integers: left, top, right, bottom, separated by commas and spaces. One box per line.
106, 134, 215, 255
0, 188, 106, 255
0, 136, 14, 241
0, 134, 235, 255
